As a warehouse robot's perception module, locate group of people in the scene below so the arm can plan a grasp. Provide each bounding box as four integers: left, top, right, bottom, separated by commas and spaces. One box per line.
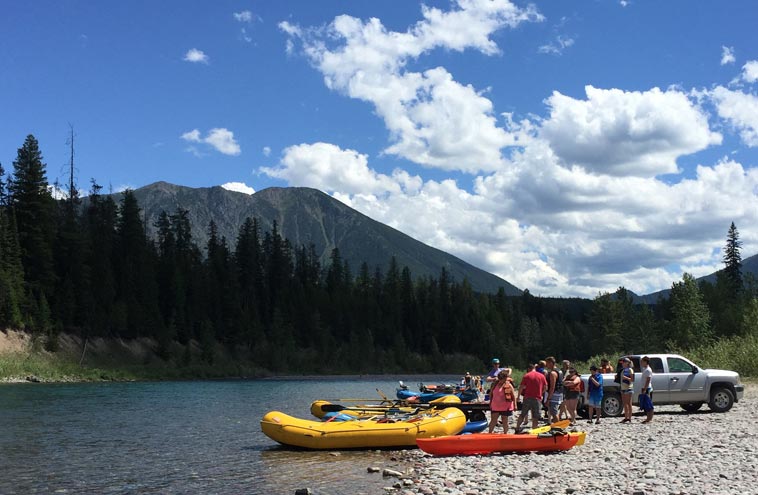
481, 355, 655, 434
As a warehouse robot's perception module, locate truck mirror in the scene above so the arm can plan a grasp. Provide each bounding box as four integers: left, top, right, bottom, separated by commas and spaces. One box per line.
691, 366, 698, 374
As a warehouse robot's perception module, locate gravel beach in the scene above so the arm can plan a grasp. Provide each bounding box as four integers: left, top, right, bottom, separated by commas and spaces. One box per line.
372, 384, 757, 495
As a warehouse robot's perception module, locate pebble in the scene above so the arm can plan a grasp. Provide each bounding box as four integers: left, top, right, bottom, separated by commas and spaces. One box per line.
382, 469, 403, 478
378, 386, 758, 495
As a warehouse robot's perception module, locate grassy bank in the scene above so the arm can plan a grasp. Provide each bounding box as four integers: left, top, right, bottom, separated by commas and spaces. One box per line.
0, 330, 269, 383
570, 333, 758, 378
3, 329, 757, 383
0, 351, 269, 383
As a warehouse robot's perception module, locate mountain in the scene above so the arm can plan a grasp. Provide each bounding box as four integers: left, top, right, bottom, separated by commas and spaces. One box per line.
120, 181, 521, 295
633, 253, 758, 304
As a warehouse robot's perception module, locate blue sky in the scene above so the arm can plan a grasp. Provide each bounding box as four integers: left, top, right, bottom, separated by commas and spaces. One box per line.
2, 1, 757, 297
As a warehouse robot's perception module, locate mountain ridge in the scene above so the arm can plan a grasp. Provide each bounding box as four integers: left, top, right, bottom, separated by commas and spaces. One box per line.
121, 181, 522, 295
631, 253, 758, 303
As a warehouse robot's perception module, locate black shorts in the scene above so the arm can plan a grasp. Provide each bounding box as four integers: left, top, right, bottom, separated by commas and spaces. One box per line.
491, 410, 513, 416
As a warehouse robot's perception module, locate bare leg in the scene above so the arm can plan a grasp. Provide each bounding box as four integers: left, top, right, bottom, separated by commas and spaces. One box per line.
488, 412, 499, 433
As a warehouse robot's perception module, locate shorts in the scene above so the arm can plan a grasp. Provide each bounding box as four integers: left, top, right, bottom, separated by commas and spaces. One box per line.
639, 393, 654, 412
521, 397, 541, 417
547, 398, 561, 416
564, 390, 580, 400
491, 410, 513, 416
587, 396, 602, 408
621, 388, 633, 395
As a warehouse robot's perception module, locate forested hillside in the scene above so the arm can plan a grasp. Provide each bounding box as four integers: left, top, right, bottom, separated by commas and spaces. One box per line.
123, 181, 521, 295
1, 135, 757, 375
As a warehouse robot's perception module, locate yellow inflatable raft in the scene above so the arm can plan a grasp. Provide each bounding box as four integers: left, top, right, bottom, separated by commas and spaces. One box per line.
309, 395, 461, 420
261, 407, 466, 449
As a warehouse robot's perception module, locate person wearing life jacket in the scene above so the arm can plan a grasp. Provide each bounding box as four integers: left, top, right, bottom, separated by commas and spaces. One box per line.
488, 368, 517, 434
543, 357, 564, 424
562, 366, 582, 426
600, 358, 614, 374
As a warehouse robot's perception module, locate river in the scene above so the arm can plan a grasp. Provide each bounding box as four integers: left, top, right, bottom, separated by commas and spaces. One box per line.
0, 376, 462, 494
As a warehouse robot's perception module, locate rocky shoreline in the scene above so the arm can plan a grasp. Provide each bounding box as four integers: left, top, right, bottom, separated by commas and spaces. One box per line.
365, 385, 757, 495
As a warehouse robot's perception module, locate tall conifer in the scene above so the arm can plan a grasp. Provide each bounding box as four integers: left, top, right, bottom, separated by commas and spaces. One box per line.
8, 135, 56, 302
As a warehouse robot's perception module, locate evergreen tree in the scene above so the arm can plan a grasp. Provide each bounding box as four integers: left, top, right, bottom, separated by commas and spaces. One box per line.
83, 180, 117, 336
0, 164, 25, 327
114, 190, 161, 338
668, 273, 711, 348
722, 222, 743, 295
8, 135, 56, 304
589, 293, 622, 354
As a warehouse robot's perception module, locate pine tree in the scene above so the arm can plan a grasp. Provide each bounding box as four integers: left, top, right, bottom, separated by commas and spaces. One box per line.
722, 222, 743, 294
114, 189, 161, 338
669, 273, 711, 348
8, 135, 56, 303
83, 180, 117, 336
0, 164, 25, 327
589, 293, 622, 354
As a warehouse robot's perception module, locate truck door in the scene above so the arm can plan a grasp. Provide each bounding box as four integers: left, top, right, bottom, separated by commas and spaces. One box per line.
666, 356, 706, 403
647, 357, 669, 403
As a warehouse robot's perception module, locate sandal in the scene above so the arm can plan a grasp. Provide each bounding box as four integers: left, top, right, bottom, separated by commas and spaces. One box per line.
595, 419, 600, 424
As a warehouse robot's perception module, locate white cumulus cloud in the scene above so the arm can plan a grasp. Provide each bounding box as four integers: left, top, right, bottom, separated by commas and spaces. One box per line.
280, 0, 542, 173
183, 48, 209, 64
721, 45, 735, 65
742, 60, 758, 83
710, 86, 758, 146
262, 142, 402, 196
541, 86, 721, 177
272, 5, 758, 298
221, 182, 255, 195
181, 128, 241, 156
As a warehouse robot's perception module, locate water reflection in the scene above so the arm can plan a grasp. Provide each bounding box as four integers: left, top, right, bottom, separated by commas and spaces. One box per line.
0, 376, 459, 495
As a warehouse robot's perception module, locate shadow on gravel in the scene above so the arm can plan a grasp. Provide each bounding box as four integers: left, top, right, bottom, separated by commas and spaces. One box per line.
632, 408, 716, 417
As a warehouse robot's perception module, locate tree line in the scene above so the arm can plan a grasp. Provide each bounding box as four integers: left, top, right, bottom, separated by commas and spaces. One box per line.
1, 135, 756, 373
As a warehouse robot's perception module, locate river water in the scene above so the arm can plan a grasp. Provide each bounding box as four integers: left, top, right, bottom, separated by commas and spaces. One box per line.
0, 376, 463, 495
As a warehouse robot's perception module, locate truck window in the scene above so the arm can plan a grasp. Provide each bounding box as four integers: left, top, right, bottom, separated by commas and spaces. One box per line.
667, 357, 692, 373
631, 357, 640, 372
649, 358, 664, 373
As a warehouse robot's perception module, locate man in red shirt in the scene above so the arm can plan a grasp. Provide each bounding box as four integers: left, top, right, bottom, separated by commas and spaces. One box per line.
515, 363, 548, 430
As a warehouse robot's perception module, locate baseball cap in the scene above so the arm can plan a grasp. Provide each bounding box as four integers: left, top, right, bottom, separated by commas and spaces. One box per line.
589, 365, 598, 371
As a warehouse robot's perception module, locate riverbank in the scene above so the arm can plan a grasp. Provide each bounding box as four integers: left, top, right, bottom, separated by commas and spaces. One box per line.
0, 329, 266, 383
370, 384, 757, 495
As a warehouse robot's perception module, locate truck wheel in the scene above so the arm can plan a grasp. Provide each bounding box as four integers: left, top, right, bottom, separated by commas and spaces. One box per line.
601, 393, 622, 417
680, 402, 704, 412
708, 387, 735, 413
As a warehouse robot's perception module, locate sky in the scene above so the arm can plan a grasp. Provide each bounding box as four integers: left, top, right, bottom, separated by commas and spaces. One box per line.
1, 0, 758, 298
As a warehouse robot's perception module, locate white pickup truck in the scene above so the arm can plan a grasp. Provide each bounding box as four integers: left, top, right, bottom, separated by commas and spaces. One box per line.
579, 354, 744, 417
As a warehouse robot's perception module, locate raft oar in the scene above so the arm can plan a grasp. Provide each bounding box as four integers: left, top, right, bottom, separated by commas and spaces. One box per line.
318, 403, 425, 413
527, 419, 571, 434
